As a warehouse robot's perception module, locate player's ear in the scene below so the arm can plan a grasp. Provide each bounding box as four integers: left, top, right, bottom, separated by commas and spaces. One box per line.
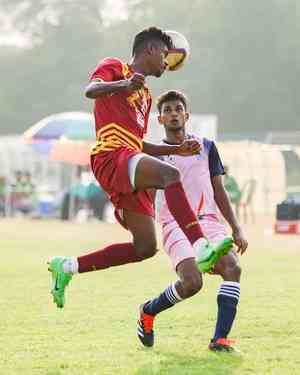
158, 115, 164, 124
185, 112, 189, 121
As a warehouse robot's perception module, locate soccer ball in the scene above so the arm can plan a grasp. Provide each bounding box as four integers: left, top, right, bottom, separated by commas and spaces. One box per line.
165, 30, 190, 71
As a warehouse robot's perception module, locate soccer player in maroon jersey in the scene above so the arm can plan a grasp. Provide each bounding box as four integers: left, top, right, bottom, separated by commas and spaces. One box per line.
48, 27, 233, 309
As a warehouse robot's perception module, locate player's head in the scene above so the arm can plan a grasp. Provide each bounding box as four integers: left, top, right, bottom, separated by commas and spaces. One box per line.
157, 90, 189, 137
132, 27, 173, 77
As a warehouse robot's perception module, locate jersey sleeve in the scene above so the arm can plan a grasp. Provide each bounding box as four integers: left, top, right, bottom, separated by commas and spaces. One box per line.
208, 141, 225, 178
90, 58, 122, 82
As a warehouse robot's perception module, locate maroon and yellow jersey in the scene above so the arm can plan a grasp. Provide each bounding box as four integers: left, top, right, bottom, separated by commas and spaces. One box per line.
89, 57, 152, 155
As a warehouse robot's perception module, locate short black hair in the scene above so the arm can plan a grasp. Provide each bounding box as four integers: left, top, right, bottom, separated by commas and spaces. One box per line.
156, 90, 188, 114
132, 27, 173, 56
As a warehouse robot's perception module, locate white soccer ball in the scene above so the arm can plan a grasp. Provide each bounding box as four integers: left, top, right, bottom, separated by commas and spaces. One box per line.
165, 30, 190, 71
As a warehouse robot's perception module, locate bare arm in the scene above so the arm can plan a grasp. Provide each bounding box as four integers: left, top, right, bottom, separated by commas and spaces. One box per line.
142, 139, 201, 156
212, 175, 240, 230
212, 175, 248, 254
142, 141, 180, 156
85, 80, 129, 99
85, 73, 145, 99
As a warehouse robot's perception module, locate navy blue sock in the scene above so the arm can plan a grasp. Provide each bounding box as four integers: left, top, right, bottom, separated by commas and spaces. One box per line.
213, 281, 240, 340
143, 283, 182, 316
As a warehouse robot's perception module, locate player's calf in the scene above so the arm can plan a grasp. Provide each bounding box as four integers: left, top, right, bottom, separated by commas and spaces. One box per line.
213, 251, 241, 282
180, 274, 202, 298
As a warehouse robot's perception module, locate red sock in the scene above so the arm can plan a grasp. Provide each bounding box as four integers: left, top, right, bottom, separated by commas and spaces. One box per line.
78, 243, 141, 273
164, 181, 204, 244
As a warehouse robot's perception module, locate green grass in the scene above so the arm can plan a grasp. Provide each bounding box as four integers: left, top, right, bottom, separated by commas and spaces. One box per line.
0, 218, 299, 375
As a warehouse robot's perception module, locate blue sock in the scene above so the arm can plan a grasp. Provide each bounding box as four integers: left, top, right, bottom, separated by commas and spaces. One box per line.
213, 281, 240, 340
143, 283, 182, 316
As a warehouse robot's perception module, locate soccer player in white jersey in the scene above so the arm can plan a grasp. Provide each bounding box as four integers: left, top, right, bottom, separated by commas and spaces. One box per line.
137, 90, 248, 352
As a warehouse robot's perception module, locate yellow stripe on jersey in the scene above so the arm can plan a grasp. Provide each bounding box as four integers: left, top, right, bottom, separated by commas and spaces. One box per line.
122, 63, 130, 78
91, 123, 143, 155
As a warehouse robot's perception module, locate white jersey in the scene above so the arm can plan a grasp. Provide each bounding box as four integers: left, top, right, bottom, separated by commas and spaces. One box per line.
157, 135, 225, 226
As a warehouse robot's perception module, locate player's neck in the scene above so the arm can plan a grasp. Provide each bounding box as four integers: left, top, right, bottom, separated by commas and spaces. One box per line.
164, 131, 186, 144
129, 56, 149, 76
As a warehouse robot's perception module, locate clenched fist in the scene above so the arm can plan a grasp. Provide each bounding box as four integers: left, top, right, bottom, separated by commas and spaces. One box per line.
126, 73, 145, 91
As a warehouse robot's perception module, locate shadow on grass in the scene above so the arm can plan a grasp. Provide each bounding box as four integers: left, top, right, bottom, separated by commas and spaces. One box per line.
135, 349, 243, 375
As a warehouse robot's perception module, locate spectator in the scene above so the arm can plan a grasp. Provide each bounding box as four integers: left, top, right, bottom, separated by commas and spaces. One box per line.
0, 176, 6, 216
86, 182, 108, 220
22, 171, 35, 197
223, 165, 242, 218
11, 171, 36, 216
11, 170, 23, 214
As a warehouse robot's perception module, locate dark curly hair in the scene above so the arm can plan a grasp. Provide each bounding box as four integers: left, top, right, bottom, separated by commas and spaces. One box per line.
156, 90, 188, 114
132, 27, 173, 56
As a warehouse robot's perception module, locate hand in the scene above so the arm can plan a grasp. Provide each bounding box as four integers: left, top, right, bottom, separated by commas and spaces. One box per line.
126, 73, 145, 91
176, 139, 201, 156
232, 227, 248, 255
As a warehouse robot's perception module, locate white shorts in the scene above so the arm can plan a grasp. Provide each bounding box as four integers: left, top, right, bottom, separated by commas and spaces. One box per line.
128, 153, 147, 190
162, 218, 228, 271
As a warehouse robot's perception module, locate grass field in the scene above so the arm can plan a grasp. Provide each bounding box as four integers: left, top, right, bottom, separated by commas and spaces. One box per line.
0, 217, 299, 375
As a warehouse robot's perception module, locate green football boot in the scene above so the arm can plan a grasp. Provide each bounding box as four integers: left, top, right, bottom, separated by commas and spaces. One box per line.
47, 256, 73, 308
196, 237, 233, 273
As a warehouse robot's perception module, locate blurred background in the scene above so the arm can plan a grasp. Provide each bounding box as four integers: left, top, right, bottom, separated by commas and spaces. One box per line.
0, 0, 299, 229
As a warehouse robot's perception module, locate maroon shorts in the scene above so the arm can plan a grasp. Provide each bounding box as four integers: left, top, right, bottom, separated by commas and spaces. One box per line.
91, 147, 155, 228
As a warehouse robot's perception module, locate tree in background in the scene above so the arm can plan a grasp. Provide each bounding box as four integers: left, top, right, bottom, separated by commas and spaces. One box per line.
0, 0, 299, 136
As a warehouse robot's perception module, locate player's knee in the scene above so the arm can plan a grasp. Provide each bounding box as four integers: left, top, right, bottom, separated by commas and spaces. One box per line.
135, 240, 158, 260
160, 165, 181, 187
182, 274, 203, 298
223, 262, 242, 281
139, 246, 158, 260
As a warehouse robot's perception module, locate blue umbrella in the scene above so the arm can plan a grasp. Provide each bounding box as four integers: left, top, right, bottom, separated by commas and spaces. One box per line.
24, 112, 95, 141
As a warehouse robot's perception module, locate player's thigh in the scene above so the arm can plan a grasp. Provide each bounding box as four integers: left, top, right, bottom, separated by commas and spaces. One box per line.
134, 155, 180, 190
164, 228, 195, 271
123, 209, 158, 257
213, 250, 241, 280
